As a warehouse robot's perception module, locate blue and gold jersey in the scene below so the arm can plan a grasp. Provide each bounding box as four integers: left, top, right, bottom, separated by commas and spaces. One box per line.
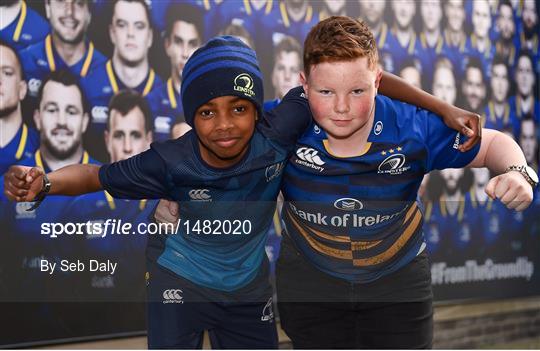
417, 32, 450, 88
484, 101, 520, 138
80, 60, 164, 161
210, 0, 278, 45
20, 34, 107, 98
0, 123, 39, 175
442, 31, 470, 81
262, 2, 318, 46
509, 95, 540, 124
388, 28, 423, 74
372, 23, 399, 74
0, 1, 50, 53
281, 92, 480, 283
98, 87, 311, 292
146, 78, 184, 141
1, 149, 101, 298
465, 35, 496, 79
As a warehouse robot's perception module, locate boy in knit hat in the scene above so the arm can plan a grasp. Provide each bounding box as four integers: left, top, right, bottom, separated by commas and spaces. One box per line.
5, 35, 310, 349
5, 34, 483, 348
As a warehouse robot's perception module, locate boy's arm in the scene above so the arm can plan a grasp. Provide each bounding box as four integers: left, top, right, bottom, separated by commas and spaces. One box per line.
379, 72, 481, 152
4, 147, 170, 203
467, 129, 534, 211
4, 164, 101, 202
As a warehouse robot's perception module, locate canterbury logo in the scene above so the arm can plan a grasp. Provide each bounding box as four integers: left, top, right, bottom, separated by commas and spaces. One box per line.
92, 106, 109, 123
296, 147, 325, 165
189, 189, 211, 201
234, 73, 255, 97
163, 289, 183, 304
28, 79, 42, 96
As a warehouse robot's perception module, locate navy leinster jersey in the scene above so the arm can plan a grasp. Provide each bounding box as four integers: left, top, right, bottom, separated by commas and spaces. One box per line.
281, 93, 480, 283
0, 123, 39, 175
0, 1, 50, 53
20, 34, 107, 98
98, 87, 310, 292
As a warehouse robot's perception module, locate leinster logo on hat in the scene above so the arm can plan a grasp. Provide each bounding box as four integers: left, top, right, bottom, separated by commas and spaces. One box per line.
234, 73, 255, 97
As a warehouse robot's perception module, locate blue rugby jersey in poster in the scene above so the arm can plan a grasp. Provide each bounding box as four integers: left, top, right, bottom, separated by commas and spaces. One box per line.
484, 101, 520, 138
209, 0, 279, 48
372, 23, 398, 74
281, 92, 480, 283
1, 150, 102, 299
146, 78, 184, 141
417, 32, 450, 88
98, 87, 311, 292
20, 34, 107, 98
465, 35, 496, 79
442, 31, 470, 81
467, 187, 504, 247
262, 2, 318, 47
0, 1, 50, 53
509, 95, 540, 123
387, 28, 423, 74
0, 123, 39, 175
80, 60, 163, 161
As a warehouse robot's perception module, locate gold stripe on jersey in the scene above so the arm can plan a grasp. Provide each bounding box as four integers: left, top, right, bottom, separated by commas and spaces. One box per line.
45, 35, 56, 71
80, 42, 95, 77
142, 69, 155, 97
167, 78, 178, 109
323, 139, 372, 158
107, 60, 155, 97
13, 0, 27, 42
352, 205, 421, 267
15, 124, 28, 160
35, 150, 89, 169
287, 203, 420, 265
287, 208, 353, 259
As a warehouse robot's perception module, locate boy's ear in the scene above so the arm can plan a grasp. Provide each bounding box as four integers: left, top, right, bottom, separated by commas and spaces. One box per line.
300, 71, 308, 98
374, 68, 383, 91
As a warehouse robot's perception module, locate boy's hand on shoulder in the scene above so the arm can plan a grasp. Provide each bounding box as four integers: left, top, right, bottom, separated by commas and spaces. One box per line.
4, 166, 45, 202
440, 105, 482, 152
485, 172, 533, 211
154, 199, 180, 233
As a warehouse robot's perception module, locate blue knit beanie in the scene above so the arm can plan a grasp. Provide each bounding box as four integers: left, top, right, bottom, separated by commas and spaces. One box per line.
181, 36, 264, 127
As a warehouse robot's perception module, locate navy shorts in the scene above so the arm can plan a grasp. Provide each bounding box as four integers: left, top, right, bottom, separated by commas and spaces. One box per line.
145, 260, 278, 349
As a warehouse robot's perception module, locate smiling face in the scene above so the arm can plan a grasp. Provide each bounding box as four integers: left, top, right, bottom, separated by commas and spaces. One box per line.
46, 0, 91, 45
110, 0, 153, 65
302, 57, 382, 141
463, 66, 486, 111
35, 80, 88, 160
194, 96, 257, 168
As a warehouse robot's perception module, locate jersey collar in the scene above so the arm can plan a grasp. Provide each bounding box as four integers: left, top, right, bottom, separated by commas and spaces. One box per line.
34, 149, 89, 173
45, 34, 96, 77
106, 60, 156, 97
